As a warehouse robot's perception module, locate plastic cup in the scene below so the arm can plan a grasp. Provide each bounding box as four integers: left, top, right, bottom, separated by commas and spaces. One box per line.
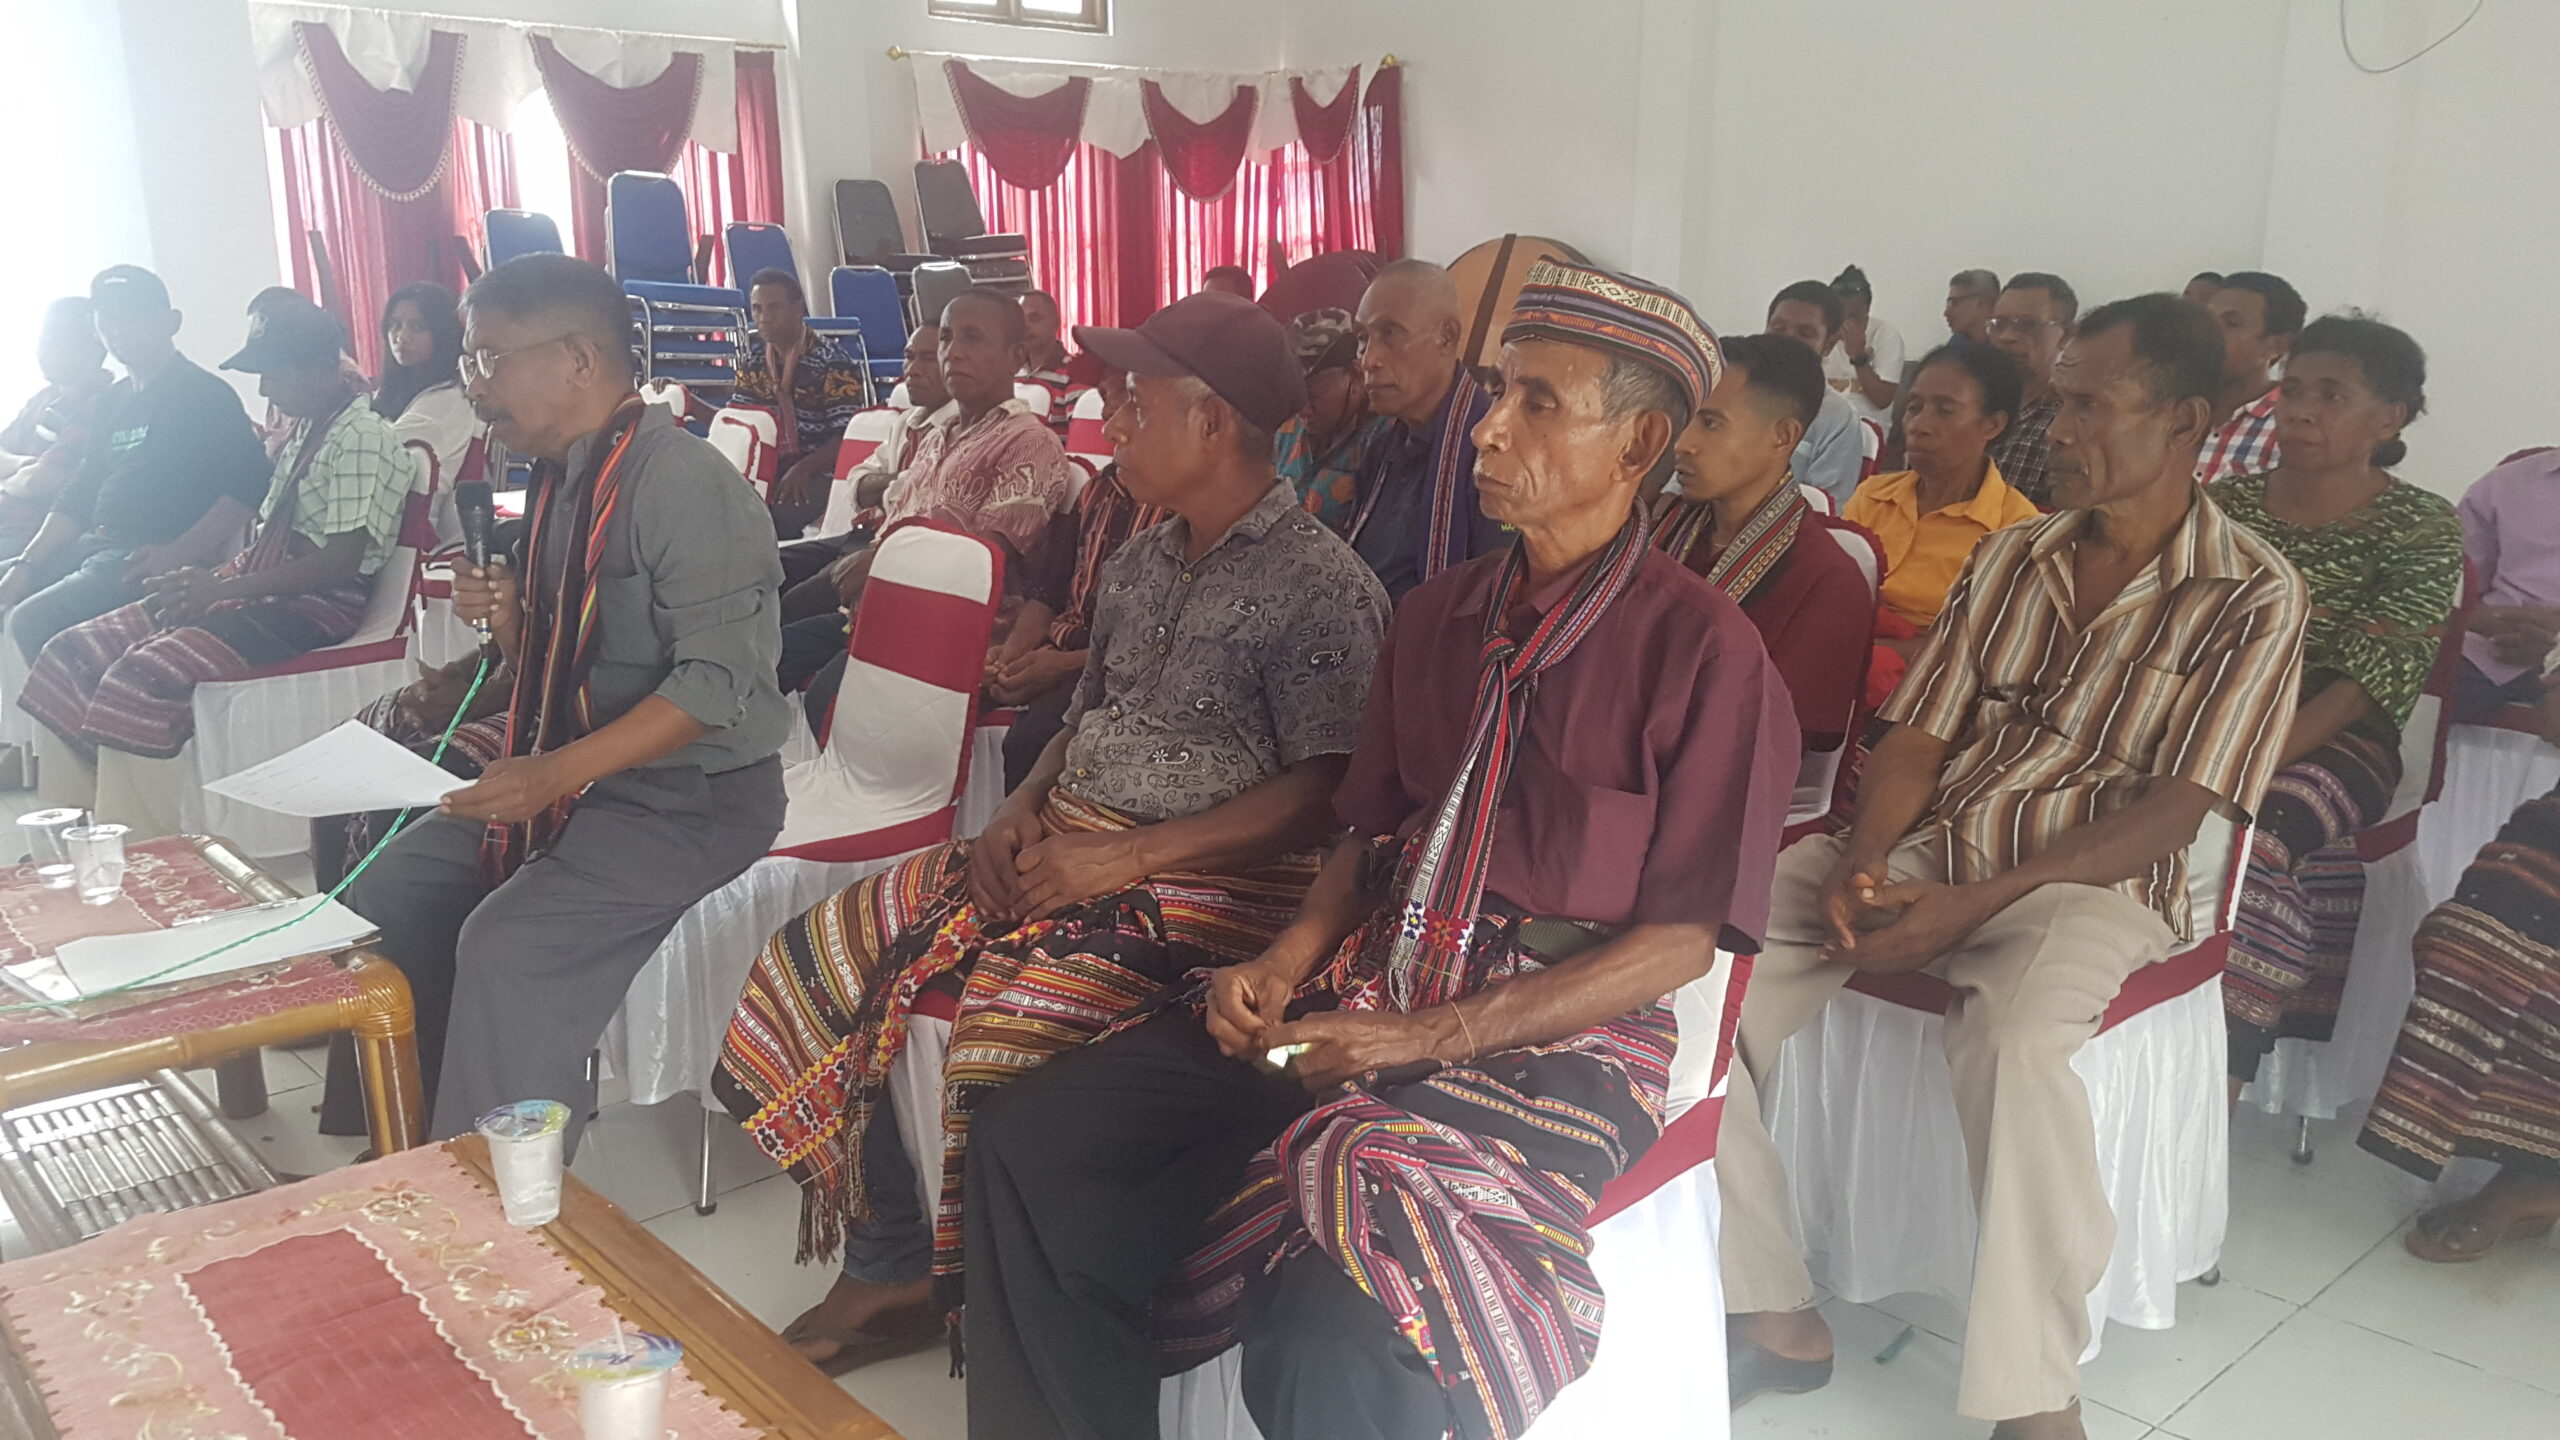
567, 1331, 681, 1440
477, 1099, 569, 1226
62, 824, 128, 907
17, 809, 83, 890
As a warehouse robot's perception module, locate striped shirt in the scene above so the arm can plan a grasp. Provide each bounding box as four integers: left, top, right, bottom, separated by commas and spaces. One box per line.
1881, 490, 2309, 937
2195, 387, 2280, 487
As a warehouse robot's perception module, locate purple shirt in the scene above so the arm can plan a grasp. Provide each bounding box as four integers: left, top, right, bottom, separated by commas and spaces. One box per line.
2460, 450, 2560, 683
1334, 548, 1801, 948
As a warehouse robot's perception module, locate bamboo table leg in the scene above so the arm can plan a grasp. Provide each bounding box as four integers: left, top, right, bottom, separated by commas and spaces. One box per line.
342, 952, 426, 1154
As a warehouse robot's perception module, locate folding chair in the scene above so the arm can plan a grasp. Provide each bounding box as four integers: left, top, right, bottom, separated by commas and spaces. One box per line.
908, 261, 974, 336
600, 520, 1004, 1213
484, 209, 564, 268
912, 160, 1032, 290
1064, 388, 1110, 471
606, 172, 749, 401
830, 266, 911, 395
728, 223, 874, 400
834, 178, 935, 273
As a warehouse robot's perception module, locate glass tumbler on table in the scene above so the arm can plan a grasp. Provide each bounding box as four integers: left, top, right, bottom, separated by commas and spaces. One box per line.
62, 824, 129, 906
17, 808, 85, 890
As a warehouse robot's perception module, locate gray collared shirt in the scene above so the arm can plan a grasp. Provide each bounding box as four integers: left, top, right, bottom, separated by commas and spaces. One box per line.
1060, 481, 1388, 821
534, 406, 791, 775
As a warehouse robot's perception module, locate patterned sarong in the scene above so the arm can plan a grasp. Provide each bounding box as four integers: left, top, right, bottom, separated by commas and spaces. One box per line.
2360, 782, 2560, 1183
714, 789, 1317, 1296
2225, 725, 2403, 1078
1153, 898, 1676, 1440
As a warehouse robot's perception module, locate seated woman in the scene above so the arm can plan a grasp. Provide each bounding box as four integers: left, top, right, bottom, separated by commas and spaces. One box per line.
1842, 341, 2038, 661
2360, 666, 2560, 1261
1272, 308, 1390, 533
2449, 446, 2560, 723
20, 303, 414, 835
2215, 313, 2463, 1096
372, 281, 476, 549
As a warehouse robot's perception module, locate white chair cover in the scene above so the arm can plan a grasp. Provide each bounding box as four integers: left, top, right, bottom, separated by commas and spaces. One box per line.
707, 406, 779, 498
1066, 387, 1110, 472
2416, 715, 2559, 903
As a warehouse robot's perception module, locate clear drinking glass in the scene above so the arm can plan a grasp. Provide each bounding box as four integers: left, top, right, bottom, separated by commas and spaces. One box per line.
62, 824, 128, 907
17, 809, 84, 890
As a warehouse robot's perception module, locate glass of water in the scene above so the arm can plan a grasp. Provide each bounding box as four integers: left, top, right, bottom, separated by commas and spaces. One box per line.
17, 809, 84, 890
62, 824, 129, 907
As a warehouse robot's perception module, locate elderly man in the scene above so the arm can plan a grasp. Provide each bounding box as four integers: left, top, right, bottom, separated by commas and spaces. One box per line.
1944, 268, 2000, 345
1345, 259, 1505, 599
1985, 272, 2078, 505
961, 260, 1799, 1440
2195, 270, 2304, 485
776, 322, 949, 617
1720, 294, 2309, 1440
22, 302, 413, 835
716, 292, 1387, 1374
338, 254, 790, 1152
1764, 279, 1871, 508
730, 268, 869, 540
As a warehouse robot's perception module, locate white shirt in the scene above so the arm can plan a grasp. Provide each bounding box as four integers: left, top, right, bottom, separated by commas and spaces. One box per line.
386, 381, 481, 548
1824, 316, 1905, 427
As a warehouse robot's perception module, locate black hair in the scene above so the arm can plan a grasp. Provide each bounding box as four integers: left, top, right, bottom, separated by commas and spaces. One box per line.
374, 280, 464, 421
1830, 264, 1873, 303
1768, 280, 1843, 337
2293, 311, 2427, 468
942, 286, 1029, 344
2074, 293, 2225, 411
1021, 287, 1058, 307
1915, 339, 2022, 436
1717, 333, 1825, 432
463, 253, 636, 378
2003, 271, 2080, 327
1202, 265, 1255, 291
2188, 270, 2226, 289
2217, 271, 2306, 339
745, 267, 805, 306
39, 297, 100, 353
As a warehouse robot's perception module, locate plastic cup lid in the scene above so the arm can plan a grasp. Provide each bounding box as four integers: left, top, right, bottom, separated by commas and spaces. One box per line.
475, 1098, 571, 1139
565, 1330, 683, 1380
16, 809, 83, 828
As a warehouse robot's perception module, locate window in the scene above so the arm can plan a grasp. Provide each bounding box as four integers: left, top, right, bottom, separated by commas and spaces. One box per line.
927, 0, 1109, 35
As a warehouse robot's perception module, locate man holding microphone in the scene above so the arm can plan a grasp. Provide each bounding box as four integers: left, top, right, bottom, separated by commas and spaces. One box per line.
335, 254, 790, 1153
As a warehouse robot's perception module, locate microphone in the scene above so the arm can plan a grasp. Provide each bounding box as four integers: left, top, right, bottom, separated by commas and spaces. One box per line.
454, 481, 496, 636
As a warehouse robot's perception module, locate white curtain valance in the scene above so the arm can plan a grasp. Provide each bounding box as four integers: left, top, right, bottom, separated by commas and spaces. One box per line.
908, 55, 1362, 161
249, 2, 738, 152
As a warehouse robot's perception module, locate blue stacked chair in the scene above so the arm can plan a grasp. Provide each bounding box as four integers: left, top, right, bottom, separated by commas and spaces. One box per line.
726, 223, 877, 402
484, 209, 564, 268
606, 172, 748, 401
829, 266, 911, 396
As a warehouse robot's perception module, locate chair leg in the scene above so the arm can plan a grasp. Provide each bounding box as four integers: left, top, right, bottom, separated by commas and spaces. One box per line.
585, 1050, 601, 1123
2291, 1114, 2315, 1166
694, 1106, 719, 1216
213, 1051, 269, 1120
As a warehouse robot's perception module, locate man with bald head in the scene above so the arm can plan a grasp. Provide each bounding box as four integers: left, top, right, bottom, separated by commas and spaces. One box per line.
1345, 259, 1505, 599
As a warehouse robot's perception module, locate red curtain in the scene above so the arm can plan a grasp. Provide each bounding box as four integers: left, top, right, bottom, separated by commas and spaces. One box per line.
534, 38, 703, 261
1361, 66, 1407, 263
1140, 82, 1260, 202
675, 51, 786, 287
946, 63, 1089, 189
271, 117, 518, 374
1291, 69, 1361, 165
956, 143, 1137, 336
296, 23, 461, 199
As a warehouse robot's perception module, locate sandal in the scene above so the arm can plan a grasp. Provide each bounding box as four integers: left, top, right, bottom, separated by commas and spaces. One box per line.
2404, 1203, 2559, 1264
1727, 1331, 1833, 1409
780, 1304, 945, 1378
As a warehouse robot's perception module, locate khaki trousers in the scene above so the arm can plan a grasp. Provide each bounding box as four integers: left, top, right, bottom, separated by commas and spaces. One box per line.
1718, 833, 2174, 1421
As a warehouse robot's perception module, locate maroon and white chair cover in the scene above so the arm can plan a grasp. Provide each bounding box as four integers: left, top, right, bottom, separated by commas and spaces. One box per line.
1066, 387, 1111, 469
1163, 953, 1755, 1440
187, 440, 441, 856
1782, 521, 1883, 847
1763, 816, 2250, 1355
707, 405, 781, 501
2418, 699, 2558, 904
2240, 575, 2475, 1130
601, 521, 1004, 1205
817, 406, 911, 538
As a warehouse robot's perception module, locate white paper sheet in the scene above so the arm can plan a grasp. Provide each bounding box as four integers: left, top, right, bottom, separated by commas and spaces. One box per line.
51, 898, 377, 998
202, 719, 468, 818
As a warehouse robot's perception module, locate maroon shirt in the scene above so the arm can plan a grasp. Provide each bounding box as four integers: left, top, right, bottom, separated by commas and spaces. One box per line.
1670, 511, 1877, 751
1336, 548, 1801, 948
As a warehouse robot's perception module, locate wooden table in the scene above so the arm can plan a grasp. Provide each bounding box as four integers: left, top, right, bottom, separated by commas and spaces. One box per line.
0, 836, 427, 1159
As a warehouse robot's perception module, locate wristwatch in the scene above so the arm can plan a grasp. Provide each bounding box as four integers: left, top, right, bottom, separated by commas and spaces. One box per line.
1848, 352, 1875, 370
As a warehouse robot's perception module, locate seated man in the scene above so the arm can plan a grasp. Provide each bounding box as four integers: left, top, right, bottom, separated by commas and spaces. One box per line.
715, 292, 1387, 1373
730, 268, 868, 541
985, 367, 1167, 791
1983, 272, 2077, 506
334, 254, 790, 1151
1763, 280, 1870, 508
1344, 260, 1505, 599
961, 261, 1800, 1440
1719, 295, 2310, 1440
21, 302, 413, 835
776, 322, 948, 611
2450, 445, 2560, 722
1017, 287, 1102, 435
0, 298, 115, 560
1654, 332, 1877, 758
775, 288, 1076, 705
0, 267, 269, 663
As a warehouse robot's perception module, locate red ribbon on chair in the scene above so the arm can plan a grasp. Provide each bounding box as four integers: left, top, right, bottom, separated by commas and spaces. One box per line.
1289, 67, 1360, 164
946, 62, 1090, 190
1141, 80, 1258, 202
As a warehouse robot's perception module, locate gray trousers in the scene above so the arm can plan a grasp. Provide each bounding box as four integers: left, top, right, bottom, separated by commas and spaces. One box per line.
8, 540, 140, 662
343, 758, 784, 1155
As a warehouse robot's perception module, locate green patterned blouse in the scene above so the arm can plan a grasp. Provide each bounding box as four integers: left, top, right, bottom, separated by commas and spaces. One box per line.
2209, 473, 2463, 734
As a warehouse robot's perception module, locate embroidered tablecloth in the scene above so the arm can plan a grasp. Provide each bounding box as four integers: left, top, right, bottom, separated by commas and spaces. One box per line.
0, 1146, 760, 1439
0, 840, 363, 1044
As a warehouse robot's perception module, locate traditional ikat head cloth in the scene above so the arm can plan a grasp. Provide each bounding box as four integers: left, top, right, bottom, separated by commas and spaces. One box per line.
1501, 259, 1723, 411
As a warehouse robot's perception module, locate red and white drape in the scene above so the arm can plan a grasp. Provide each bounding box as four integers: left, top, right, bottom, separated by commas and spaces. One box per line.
936, 61, 1405, 334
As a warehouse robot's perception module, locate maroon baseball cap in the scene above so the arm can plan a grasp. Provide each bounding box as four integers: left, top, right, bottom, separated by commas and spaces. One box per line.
1073, 292, 1307, 433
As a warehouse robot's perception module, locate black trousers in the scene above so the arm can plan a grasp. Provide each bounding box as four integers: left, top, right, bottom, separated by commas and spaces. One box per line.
1001, 680, 1076, 793
963, 1012, 1447, 1440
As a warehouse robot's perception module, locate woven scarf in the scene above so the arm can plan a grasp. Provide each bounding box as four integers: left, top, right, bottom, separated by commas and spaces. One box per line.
478, 396, 647, 882
1380, 504, 1655, 1012
763, 332, 805, 456
1348, 368, 1485, 581
1650, 477, 1808, 606
235, 393, 358, 574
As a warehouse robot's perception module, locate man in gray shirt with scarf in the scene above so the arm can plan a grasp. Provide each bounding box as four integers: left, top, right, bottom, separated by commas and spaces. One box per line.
340, 255, 790, 1154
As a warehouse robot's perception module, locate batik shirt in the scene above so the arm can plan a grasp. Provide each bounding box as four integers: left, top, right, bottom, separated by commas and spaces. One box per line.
733, 332, 868, 463
1061, 481, 1387, 822
1276, 412, 1392, 535
886, 400, 1079, 559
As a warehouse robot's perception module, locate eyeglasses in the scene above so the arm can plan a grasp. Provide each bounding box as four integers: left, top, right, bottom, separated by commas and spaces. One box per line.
1983, 316, 2056, 338
456, 335, 572, 386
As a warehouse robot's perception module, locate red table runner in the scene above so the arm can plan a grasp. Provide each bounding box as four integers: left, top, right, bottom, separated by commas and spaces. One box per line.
0, 1146, 759, 1439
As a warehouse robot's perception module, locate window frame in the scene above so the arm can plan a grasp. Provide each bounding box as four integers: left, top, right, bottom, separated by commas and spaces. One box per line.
925, 0, 1110, 35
